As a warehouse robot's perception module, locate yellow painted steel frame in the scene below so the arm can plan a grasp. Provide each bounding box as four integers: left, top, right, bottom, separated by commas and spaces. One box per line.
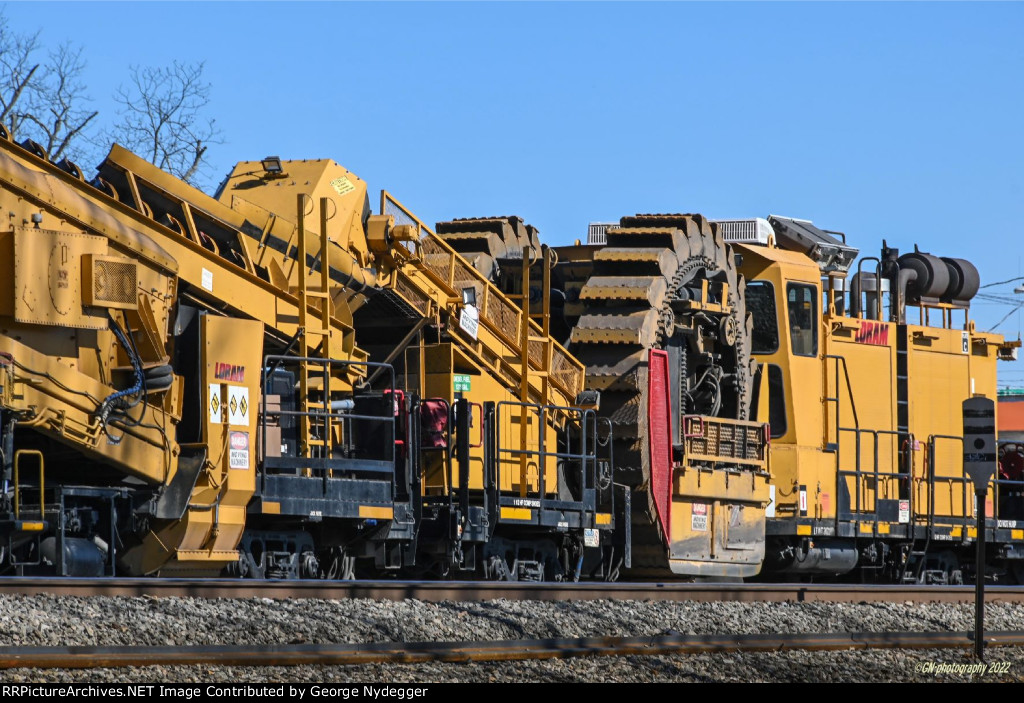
420, 343, 562, 497
738, 240, 1006, 543
0, 161, 181, 486
131, 315, 264, 576
738, 244, 832, 523
372, 193, 595, 528
907, 321, 1002, 526
0, 138, 380, 575
668, 415, 772, 577
96, 146, 364, 370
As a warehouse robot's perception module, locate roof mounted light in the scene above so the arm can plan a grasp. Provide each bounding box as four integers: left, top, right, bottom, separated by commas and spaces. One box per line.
261, 156, 284, 176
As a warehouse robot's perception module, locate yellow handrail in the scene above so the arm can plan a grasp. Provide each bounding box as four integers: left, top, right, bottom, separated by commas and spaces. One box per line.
13, 449, 44, 520
380, 190, 584, 400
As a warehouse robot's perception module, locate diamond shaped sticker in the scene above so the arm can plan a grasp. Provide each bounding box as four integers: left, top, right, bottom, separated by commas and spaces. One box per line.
229, 396, 238, 416
211, 395, 220, 414
239, 396, 248, 418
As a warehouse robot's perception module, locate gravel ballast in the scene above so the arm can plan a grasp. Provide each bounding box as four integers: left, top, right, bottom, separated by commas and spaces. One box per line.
1, 595, 1023, 682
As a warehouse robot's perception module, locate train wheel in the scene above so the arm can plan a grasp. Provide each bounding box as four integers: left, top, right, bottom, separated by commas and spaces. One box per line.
320, 547, 356, 580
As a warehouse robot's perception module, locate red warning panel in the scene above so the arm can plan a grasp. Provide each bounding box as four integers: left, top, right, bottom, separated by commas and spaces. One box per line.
648, 349, 673, 541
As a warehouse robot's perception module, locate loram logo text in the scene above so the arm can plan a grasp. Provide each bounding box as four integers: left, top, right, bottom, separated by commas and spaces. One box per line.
855, 321, 888, 346
214, 363, 245, 382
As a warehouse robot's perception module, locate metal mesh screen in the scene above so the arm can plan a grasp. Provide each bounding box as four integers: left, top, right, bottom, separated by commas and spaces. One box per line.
384, 199, 420, 230
418, 236, 453, 283
484, 290, 522, 345
685, 417, 766, 465
93, 260, 137, 305
551, 347, 582, 396
395, 274, 430, 315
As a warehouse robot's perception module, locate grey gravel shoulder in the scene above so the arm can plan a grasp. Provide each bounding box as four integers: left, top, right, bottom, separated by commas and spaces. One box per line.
1, 595, 1023, 682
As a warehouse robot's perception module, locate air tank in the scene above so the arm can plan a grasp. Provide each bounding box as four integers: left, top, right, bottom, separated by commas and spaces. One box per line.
940, 257, 980, 303
898, 249, 980, 304
898, 250, 950, 300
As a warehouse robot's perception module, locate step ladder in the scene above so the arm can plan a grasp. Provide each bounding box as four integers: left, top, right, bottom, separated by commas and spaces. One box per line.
899, 532, 932, 583
518, 245, 553, 498
295, 195, 335, 470
9, 449, 45, 570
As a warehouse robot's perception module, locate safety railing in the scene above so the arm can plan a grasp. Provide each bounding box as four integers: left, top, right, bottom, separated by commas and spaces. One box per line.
494, 401, 598, 502
927, 434, 997, 526
824, 353, 911, 520
12, 449, 44, 519
381, 191, 584, 402
928, 434, 978, 527
835, 427, 909, 517
260, 356, 397, 495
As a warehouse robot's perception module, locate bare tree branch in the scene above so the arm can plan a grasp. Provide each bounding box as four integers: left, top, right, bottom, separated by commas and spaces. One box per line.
0, 14, 98, 164
0, 12, 43, 138
111, 61, 222, 185
0, 14, 220, 182
28, 42, 98, 162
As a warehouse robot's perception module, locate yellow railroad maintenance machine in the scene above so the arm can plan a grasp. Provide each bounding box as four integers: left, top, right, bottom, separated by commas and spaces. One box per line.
0, 128, 1018, 582
438, 211, 1021, 582
0, 135, 620, 580
724, 215, 1019, 583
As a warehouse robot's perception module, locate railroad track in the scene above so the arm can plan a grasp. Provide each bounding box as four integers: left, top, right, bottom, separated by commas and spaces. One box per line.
2, 631, 1022, 670
1, 578, 1024, 603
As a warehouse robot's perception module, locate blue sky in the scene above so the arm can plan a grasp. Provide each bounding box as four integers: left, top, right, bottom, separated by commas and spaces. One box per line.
9, 2, 1024, 380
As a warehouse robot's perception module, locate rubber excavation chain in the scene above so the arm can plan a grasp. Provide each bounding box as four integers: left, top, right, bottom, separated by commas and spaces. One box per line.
437, 213, 757, 570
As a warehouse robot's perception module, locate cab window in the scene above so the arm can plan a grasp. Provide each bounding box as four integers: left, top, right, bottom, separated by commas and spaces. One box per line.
746, 281, 779, 354
787, 283, 817, 357
767, 364, 787, 439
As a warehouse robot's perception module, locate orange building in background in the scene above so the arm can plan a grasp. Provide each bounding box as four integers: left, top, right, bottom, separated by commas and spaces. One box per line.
999, 390, 1024, 443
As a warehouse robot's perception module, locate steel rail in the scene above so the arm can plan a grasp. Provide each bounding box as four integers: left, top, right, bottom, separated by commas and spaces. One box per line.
1, 631, 1022, 670
2, 578, 1024, 603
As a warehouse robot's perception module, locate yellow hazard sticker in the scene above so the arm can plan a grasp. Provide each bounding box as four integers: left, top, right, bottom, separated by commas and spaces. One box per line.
209, 383, 224, 423
331, 176, 355, 196
227, 386, 249, 426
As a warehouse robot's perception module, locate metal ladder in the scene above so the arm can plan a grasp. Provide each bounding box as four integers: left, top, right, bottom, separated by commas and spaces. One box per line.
898, 532, 932, 583
519, 245, 553, 498
295, 195, 335, 466
9, 449, 45, 570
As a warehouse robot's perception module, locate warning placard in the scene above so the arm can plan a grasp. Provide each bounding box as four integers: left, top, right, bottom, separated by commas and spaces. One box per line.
208, 384, 224, 424
330, 176, 355, 196
229, 431, 250, 470
228, 386, 249, 426
691, 503, 708, 532
459, 305, 479, 340
453, 374, 471, 392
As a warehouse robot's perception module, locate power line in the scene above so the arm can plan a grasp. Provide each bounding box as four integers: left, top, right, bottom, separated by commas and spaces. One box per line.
980, 275, 1024, 289
976, 294, 1024, 305
988, 303, 1024, 332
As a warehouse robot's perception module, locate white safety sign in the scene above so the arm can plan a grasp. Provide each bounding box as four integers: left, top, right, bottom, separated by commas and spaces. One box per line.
229, 431, 250, 470
691, 503, 708, 532
459, 305, 479, 340
228, 386, 249, 427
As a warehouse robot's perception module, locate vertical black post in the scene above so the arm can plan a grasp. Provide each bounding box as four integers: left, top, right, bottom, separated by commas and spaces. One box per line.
975, 487, 986, 660
962, 396, 996, 662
